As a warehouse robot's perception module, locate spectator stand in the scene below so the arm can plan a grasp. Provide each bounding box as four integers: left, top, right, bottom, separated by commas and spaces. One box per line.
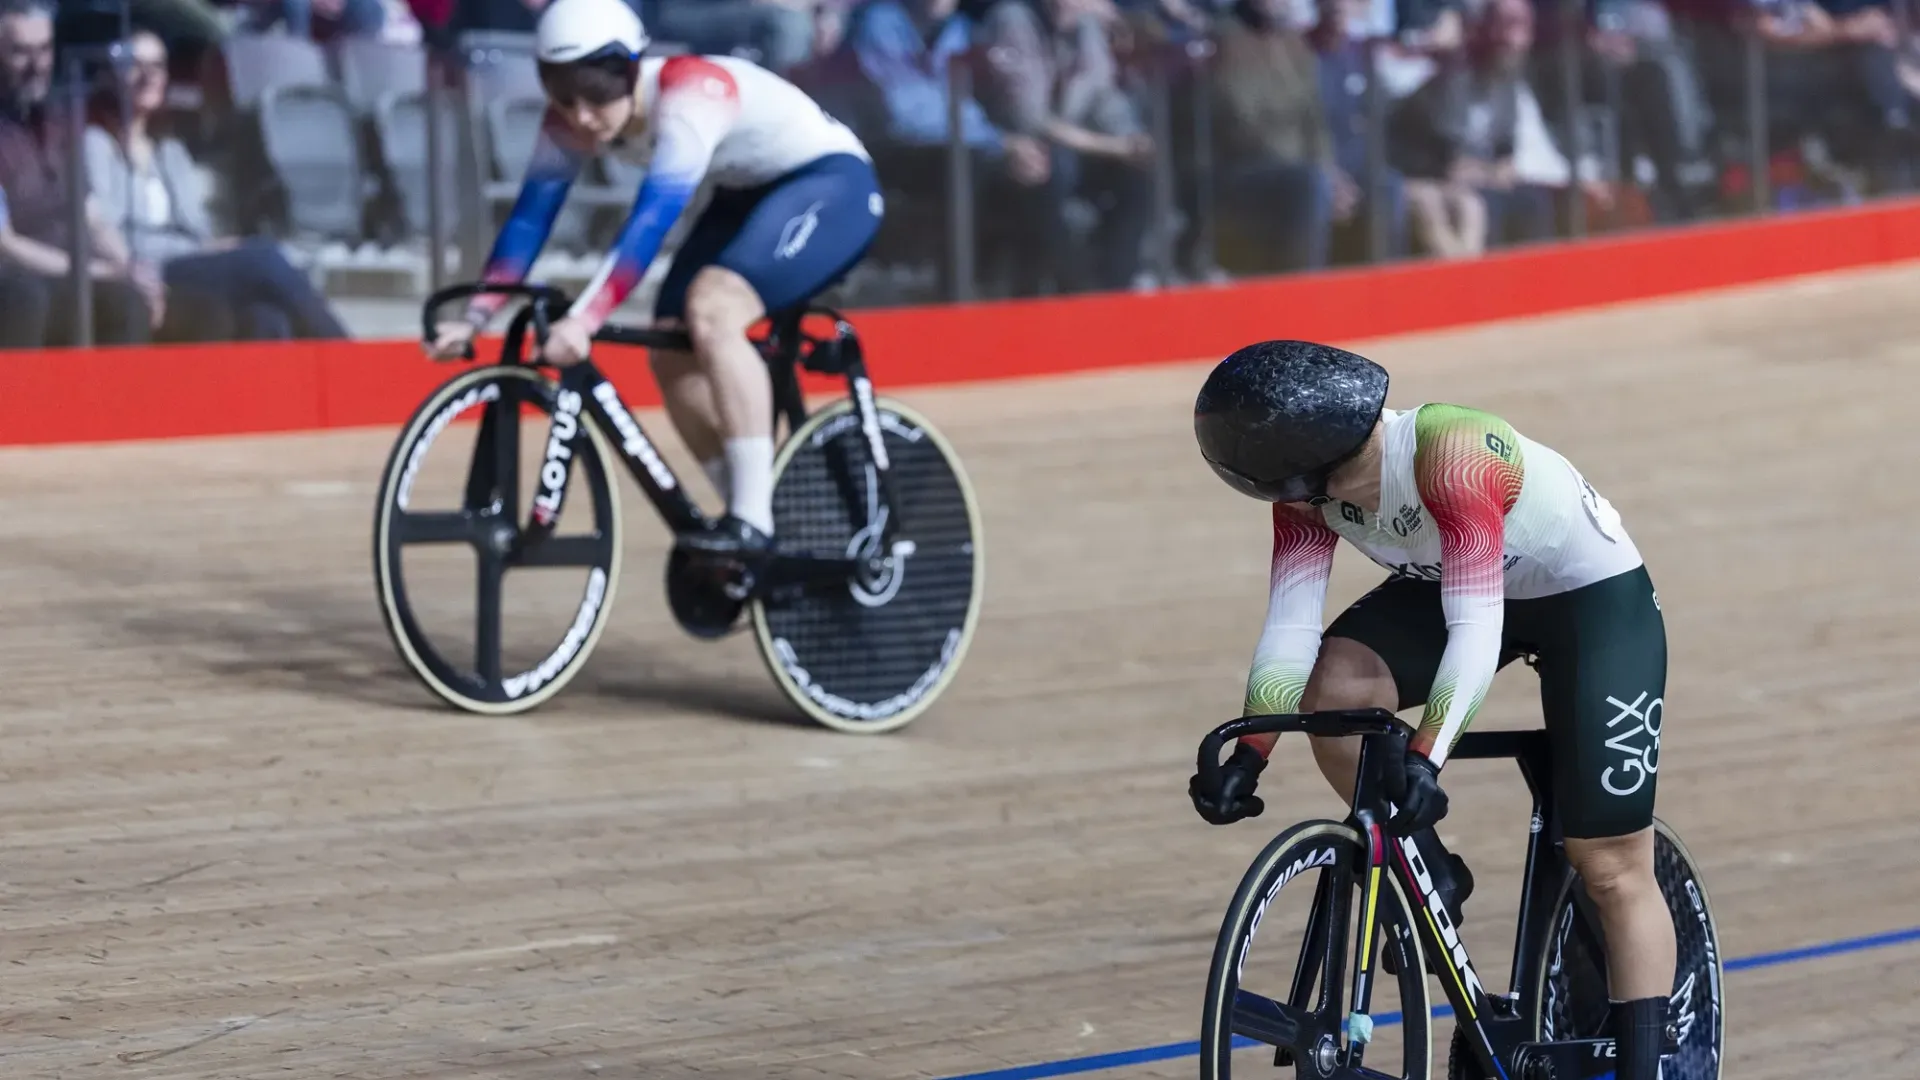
929, 31, 1214, 304
28, 0, 1916, 337
175, 27, 700, 318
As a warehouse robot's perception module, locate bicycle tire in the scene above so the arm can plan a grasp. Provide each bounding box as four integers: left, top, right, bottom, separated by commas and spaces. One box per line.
749, 396, 984, 734
1202, 820, 1433, 1080
372, 364, 623, 715
1453, 818, 1724, 1080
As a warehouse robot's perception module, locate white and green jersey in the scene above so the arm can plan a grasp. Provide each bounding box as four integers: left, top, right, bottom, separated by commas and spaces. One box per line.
1242, 404, 1644, 765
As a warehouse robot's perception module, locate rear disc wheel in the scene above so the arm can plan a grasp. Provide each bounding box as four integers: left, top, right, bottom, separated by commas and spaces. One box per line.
750, 396, 984, 733
1503, 818, 1725, 1080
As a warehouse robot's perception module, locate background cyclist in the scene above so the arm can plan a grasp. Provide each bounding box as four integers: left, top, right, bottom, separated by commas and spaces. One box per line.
425, 0, 881, 575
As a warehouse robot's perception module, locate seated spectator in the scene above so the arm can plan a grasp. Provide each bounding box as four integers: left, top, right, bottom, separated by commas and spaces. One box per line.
1374, 0, 1465, 99
83, 29, 348, 341
650, 0, 816, 71
439, 0, 633, 35
1509, 39, 1618, 238
1115, 0, 1215, 45
235, 0, 389, 40
1309, 0, 1407, 260
1210, 0, 1340, 273
847, 0, 1068, 295
1385, 0, 1566, 256
1464, 0, 1559, 246
971, 0, 1155, 291
0, 0, 156, 348
787, 0, 870, 120
1750, 0, 1918, 187
1579, 0, 1717, 221
54, 0, 228, 80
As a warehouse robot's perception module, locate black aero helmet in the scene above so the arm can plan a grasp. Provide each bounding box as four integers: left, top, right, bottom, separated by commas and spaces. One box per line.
1194, 339, 1389, 503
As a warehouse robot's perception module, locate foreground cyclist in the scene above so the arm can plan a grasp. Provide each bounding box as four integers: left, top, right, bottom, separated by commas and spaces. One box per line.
1188, 340, 1677, 1080
425, 0, 880, 569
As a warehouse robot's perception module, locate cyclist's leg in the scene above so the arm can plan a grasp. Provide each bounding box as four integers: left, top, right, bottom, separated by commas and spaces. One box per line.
651, 195, 751, 500
1320, 573, 1528, 922
1530, 564, 1674, 1080
1300, 636, 1398, 802
678, 153, 882, 547
1314, 575, 1447, 801
682, 266, 774, 532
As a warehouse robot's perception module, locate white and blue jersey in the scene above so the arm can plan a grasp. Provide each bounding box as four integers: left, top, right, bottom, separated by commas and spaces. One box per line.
469, 54, 879, 329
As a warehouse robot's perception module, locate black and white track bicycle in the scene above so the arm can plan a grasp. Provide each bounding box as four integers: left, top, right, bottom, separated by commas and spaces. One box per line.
371, 282, 985, 732
1197, 709, 1724, 1080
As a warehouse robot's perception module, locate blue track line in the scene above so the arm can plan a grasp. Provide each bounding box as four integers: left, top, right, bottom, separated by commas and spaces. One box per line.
934, 923, 1920, 1080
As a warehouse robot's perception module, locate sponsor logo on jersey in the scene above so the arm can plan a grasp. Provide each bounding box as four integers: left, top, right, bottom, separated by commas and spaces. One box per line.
775, 200, 824, 260
1390, 504, 1423, 537
1600, 690, 1662, 796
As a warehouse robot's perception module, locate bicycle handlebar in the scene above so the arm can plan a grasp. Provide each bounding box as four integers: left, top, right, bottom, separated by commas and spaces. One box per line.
1195, 708, 1404, 795
420, 281, 700, 358
421, 282, 572, 359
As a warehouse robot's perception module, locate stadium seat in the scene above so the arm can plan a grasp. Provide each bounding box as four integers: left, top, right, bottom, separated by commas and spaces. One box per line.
458, 30, 537, 60
373, 90, 462, 240
485, 95, 596, 249
259, 84, 373, 243
463, 39, 543, 104
337, 39, 427, 118
223, 33, 332, 111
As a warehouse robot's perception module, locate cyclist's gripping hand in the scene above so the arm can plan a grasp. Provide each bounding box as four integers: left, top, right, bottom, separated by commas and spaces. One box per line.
1190, 742, 1268, 825
539, 315, 594, 367
425, 320, 478, 361
1385, 750, 1449, 836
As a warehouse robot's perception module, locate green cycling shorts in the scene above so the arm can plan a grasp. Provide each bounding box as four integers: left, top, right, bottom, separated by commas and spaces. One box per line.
1325, 564, 1666, 839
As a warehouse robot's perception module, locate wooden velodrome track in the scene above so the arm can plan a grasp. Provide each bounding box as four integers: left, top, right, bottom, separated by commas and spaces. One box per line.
3, 262, 1919, 1079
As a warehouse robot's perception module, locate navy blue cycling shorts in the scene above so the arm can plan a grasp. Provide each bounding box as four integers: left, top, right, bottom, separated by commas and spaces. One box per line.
652, 152, 882, 322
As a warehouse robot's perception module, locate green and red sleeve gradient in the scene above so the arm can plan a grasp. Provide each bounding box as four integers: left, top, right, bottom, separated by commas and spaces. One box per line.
1411, 405, 1525, 766
1240, 503, 1339, 758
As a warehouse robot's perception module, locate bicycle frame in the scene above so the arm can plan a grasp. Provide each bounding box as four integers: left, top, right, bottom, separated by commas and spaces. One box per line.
1201, 712, 1621, 1080
421, 283, 908, 586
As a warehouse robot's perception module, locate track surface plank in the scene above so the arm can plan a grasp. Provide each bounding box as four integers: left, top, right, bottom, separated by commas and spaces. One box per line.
1, 264, 1917, 1078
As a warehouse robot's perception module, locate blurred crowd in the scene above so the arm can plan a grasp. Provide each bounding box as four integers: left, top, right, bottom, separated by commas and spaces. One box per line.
3, 0, 1920, 346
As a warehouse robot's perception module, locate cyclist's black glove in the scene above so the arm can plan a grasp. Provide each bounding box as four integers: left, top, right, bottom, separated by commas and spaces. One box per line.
1190, 743, 1268, 825
1384, 749, 1449, 836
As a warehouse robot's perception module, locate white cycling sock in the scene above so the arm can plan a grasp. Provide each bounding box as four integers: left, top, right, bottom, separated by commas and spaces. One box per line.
700, 456, 729, 501
724, 436, 775, 536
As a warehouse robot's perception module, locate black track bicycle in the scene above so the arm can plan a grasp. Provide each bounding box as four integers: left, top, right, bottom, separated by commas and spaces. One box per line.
370, 282, 985, 731
1197, 709, 1724, 1080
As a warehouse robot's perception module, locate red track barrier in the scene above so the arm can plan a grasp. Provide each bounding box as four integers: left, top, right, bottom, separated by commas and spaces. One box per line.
5, 196, 1919, 448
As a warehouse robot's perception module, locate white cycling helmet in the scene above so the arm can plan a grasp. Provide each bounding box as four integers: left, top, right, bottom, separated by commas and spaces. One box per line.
535, 0, 650, 103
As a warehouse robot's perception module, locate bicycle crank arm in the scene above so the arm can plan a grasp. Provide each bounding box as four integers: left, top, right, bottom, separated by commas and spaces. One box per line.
762, 554, 862, 589
1510, 1032, 1678, 1080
